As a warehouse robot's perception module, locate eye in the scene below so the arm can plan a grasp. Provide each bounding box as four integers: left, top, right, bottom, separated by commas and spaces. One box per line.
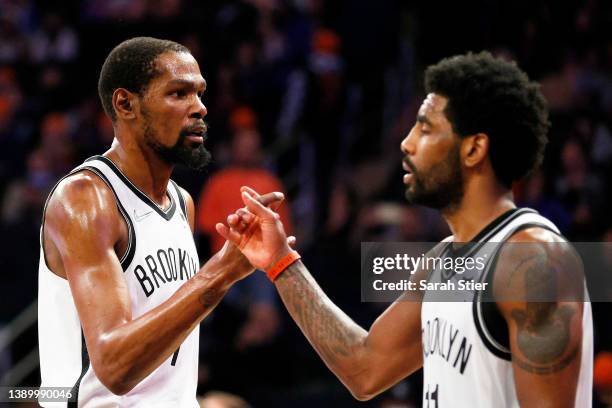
172, 90, 187, 98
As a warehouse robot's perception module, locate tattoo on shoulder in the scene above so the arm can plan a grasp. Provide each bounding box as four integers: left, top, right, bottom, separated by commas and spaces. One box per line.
513, 345, 579, 375
509, 253, 579, 374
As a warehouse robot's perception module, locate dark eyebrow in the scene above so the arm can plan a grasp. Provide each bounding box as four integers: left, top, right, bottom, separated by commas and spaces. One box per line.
167, 79, 207, 91
417, 114, 433, 126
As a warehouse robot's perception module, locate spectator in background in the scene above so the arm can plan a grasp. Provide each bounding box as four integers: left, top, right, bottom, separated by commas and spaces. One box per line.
0, 67, 29, 193
517, 170, 572, 233
594, 352, 612, 408
28, 12, 78, 63
555, 138, 605, 238
198, 106, 293, 253
0, 15, 28, 62
198, 391, 251, 408
38, 111, 75, 176
1, 148, 52, 224
277, 28, 350, 233
196, 106, 292, 400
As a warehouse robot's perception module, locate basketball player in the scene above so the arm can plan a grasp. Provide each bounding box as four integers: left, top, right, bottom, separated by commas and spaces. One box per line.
218, 52, 593, 407
37, 37, 286, 407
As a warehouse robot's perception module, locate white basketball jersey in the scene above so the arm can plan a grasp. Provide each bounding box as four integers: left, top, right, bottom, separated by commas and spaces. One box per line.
38, 155, 200, 407
421, 208, 593, 408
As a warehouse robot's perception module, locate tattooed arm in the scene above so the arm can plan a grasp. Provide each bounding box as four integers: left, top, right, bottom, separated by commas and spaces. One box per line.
216, 188, 441, 401
274, 262, 425, 400
494, 228, 586, 408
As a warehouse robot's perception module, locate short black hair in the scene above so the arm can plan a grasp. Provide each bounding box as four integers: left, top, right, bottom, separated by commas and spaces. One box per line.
425, 51, 550, 188
98, 37, 190, 121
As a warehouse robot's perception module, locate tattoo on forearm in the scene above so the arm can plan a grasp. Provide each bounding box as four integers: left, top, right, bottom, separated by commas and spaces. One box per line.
276, 262, 365, 365
199, 288, 221, 308
510, 254, 579, 374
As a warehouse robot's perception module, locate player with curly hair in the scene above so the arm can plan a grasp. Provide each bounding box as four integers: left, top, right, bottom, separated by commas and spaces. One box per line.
219, 51, 593, 407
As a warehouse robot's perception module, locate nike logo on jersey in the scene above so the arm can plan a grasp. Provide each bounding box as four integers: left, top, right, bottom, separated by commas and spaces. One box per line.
134, 210, 153, 221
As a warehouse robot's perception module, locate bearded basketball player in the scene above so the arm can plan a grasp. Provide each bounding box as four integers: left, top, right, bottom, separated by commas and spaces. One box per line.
217, 52, 593, 407
37, 37, 285, 407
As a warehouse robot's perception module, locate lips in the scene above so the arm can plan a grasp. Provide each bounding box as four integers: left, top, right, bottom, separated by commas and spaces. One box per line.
187, 128, 206, 137
402, 159, 414, 184
184, 125, 208, 144
402, 161, 412, 173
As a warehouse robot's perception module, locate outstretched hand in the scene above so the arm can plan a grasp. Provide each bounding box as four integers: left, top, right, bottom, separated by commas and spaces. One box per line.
216, 186, 295, 271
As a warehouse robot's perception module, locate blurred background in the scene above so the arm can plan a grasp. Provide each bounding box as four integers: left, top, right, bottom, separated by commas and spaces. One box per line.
0, 0, 611, 407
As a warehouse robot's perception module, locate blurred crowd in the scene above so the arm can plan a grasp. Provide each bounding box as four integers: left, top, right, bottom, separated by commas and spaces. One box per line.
0, 0, 611, 407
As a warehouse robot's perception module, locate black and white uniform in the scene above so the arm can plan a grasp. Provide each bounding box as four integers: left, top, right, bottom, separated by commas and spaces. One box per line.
38, 156, 200, 407
421, 208, 593, 408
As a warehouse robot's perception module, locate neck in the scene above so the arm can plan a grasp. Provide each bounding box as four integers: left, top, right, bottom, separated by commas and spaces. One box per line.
104, 136, 174, 207
442, 177, 515, 242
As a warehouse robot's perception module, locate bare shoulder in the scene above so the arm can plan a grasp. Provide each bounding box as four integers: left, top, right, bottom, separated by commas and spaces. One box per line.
506, 226, 565, 244
45, 170, 122, 245
493, 228, 585, 387
494, 226, 584, 305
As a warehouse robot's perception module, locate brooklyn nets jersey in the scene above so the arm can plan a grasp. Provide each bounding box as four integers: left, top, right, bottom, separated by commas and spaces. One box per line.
421, 208, 593, 408
38, 155, 200, 407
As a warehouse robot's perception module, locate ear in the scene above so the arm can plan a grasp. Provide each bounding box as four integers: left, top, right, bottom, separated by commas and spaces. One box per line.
462, 133, 489, 169
112, 88, 139, 121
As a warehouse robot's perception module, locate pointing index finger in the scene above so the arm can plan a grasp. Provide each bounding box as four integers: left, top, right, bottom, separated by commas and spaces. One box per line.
242, 191, 273, 218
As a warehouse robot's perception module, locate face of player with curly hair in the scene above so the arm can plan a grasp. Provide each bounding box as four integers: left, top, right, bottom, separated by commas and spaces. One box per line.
137, 51, 211, 170
401, 93, 465, 211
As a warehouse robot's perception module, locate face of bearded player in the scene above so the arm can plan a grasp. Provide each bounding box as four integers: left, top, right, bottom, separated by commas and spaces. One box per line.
401, 93, 465, 212
137, 51, 211, 171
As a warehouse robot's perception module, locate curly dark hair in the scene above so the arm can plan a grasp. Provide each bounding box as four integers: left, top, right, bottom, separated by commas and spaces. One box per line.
98, 37, 189, 121
425, 51, 550, 188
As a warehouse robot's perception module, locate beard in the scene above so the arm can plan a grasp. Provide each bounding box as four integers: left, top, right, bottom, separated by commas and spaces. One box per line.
404, 142, 464, 211
143, 122, 212, 171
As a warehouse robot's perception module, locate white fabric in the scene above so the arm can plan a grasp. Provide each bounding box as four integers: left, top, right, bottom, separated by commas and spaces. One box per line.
38, 157, 200, 407
421, 209, 593, 408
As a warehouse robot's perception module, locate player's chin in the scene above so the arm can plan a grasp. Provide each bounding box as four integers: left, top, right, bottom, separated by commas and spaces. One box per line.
183, 135, 205, 148
184, 146, 212, 170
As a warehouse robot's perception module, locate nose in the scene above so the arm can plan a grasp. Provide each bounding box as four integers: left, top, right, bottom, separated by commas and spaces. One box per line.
190, 96, 208, 119
401, 126, 417, 156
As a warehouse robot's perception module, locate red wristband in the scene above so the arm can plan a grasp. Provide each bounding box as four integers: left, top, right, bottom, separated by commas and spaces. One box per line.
266, 251, 301, 282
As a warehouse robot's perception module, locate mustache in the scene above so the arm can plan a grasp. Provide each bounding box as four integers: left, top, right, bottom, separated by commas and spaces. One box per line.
180, 122, 209, 139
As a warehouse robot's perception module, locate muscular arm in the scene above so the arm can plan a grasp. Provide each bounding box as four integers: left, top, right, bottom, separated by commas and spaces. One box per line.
275, 260, 426, 401
494, 229, 586, 408
217, 188, 439, 400
44, 174, 260, 395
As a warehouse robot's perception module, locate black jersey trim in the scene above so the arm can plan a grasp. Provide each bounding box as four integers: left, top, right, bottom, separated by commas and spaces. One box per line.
68, 331, 90, 407
473, 221, 562, 361
449, 208, 537, 259
87, 155, 176, 221
39, 165, 137, 274
473, 263, 512, 361
169, 180, 187, 219
80, 167, 137, 271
